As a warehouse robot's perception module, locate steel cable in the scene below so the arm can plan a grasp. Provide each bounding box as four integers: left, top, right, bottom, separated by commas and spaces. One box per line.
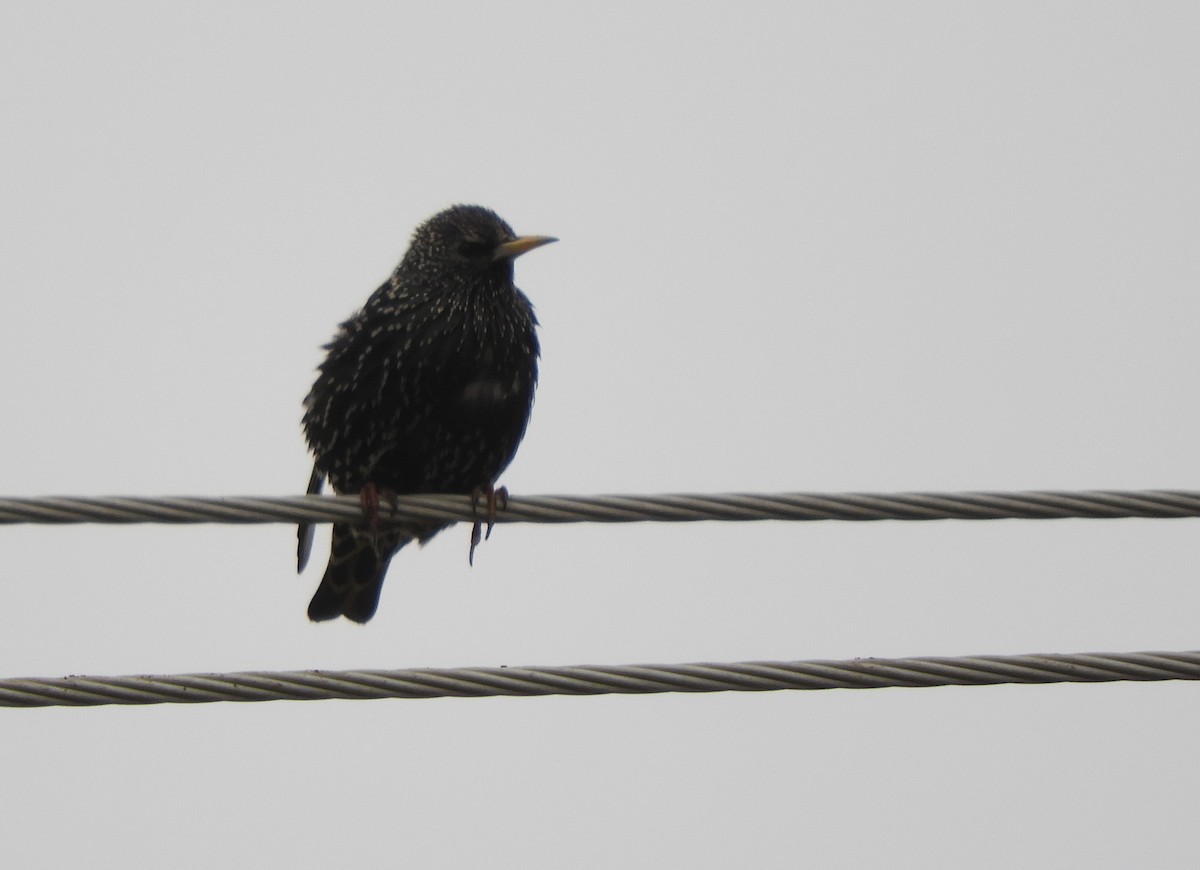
3, 489, 1200, 525
3, 650, 1199, 707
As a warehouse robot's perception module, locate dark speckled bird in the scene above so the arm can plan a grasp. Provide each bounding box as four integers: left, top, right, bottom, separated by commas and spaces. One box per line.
298, 204, 554, 623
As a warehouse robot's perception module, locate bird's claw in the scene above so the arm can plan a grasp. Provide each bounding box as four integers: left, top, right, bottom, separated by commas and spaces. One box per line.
469, 484, 509, 565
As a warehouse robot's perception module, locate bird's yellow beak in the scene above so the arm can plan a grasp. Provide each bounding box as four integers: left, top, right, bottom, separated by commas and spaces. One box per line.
493, 235, 558, 261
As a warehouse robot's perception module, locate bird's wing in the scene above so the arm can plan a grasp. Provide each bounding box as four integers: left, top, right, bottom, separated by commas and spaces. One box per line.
296, 463, 324, 573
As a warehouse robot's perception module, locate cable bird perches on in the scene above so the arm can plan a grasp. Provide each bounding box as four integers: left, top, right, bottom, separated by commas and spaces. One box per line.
3, 488, 1200, 525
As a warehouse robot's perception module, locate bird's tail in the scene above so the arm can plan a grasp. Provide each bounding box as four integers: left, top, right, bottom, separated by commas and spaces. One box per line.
307, 523, 412, 623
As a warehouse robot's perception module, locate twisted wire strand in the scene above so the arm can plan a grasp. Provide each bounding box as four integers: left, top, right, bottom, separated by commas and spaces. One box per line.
3, 489, 1200, 526
3, 650, 1198, 707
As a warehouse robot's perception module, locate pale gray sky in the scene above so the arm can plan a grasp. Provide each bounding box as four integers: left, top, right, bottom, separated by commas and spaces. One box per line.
2, 3, 1199, 867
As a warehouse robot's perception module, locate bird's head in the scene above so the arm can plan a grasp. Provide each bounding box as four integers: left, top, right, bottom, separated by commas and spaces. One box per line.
403, 204, 556, 282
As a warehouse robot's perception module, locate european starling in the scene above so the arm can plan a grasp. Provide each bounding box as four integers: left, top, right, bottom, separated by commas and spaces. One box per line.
298, 204, 554, 623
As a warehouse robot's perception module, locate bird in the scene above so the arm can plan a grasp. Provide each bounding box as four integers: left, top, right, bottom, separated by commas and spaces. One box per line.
298, 204, 555, 623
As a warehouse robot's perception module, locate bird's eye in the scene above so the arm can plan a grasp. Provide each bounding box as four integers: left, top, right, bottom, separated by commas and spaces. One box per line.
457, 239, 492, 260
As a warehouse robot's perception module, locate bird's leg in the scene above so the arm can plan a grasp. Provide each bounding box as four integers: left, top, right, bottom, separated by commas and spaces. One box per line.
469, 484, 509, 566
359, 483, 399, 540
359, 482, 381, 532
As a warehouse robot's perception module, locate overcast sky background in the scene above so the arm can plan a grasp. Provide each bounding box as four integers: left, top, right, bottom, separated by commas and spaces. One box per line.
2, 3, 1199, 867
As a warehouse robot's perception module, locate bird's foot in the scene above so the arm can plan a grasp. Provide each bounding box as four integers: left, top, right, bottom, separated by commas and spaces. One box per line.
359, 482, 399, 538
469, 484, 509, 566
